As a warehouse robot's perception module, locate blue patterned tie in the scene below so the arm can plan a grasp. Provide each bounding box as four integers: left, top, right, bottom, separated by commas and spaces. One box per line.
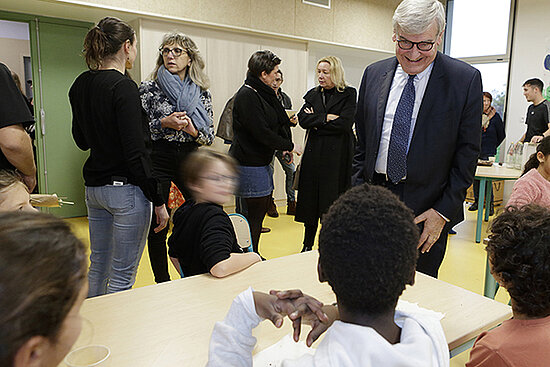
387, 74, 416, 184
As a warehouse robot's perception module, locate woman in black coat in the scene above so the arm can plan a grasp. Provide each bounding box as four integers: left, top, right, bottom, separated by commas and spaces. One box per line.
230, 50, 297, 255
295, 56, 357, 252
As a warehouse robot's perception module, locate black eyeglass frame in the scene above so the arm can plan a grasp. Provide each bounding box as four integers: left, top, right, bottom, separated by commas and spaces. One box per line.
159, 47, 186, 57
395, 38, 435, 52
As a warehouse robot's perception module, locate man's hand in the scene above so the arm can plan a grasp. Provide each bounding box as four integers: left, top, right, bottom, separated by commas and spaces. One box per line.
153, 204, 169, 233
304, 107, 314, 114
531, 135, 544, 143
269, 289, 332, 346
414, 208, 446, 253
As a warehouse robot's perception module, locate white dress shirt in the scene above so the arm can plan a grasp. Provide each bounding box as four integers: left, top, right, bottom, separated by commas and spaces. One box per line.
375, 62, 434, 175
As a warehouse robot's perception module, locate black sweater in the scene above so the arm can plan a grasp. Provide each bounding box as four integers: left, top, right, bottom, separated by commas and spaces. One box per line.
69, 70, 162, 206
167, 200, 242, 277
230, 76, 294, 166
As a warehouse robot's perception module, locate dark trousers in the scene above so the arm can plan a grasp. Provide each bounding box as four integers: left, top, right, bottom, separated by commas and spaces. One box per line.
303, 222, 318, 250
148, 140, 197, 283
243, 195, 270, 254
372, 173, 449, 278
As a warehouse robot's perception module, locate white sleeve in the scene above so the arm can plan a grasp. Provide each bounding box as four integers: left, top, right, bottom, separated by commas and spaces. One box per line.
207, 287, 262, 367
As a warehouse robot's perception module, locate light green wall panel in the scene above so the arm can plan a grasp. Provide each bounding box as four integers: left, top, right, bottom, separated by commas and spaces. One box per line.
35, 20, 91, 217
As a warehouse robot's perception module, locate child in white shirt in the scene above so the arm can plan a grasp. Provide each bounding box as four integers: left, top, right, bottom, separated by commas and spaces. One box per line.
208, 184, 449, 367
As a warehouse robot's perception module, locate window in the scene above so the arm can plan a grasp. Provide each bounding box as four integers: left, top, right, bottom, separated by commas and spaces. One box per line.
473, 62, 509, 116
445, 0, 512, 59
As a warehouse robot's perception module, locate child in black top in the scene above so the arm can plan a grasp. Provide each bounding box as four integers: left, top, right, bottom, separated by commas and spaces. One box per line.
168, 150, 261, 277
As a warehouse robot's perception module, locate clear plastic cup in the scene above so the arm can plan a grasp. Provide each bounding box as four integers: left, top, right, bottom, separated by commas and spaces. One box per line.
64, 345, 111, 367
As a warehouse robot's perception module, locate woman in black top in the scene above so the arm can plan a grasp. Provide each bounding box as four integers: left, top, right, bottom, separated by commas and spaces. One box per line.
70, 17, 169, 297
230, 50, 297, 255
295, 56, 357, 252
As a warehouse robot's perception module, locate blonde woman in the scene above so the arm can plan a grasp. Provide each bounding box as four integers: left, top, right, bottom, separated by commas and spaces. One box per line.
295, 56, 357, 252
139, 33, 214, 283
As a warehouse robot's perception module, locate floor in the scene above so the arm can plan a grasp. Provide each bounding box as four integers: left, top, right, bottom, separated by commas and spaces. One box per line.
66, 202, 510, 366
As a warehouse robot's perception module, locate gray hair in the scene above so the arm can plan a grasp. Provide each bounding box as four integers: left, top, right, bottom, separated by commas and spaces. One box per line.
393, 0, 446, 36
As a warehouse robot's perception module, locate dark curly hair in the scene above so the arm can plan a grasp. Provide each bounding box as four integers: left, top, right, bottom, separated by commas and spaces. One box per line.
487, 204, 550, 317
318, 184, 419, 314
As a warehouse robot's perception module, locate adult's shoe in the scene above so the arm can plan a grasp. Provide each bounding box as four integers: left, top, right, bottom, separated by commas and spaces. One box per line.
267, 197, 279, 218
286, 200, 296, 215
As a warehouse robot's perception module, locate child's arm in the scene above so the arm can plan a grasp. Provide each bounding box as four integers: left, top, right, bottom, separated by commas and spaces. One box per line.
209, 252, 261, 278
207, 288, 326, 367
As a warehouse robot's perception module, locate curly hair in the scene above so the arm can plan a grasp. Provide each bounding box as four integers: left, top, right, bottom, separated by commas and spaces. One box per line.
318, 184, 419, 314
487, 204, 550, 317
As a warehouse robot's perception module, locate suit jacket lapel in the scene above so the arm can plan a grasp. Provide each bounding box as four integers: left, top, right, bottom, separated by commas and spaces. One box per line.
412, 53, 445, 144
376, 58, 398, 137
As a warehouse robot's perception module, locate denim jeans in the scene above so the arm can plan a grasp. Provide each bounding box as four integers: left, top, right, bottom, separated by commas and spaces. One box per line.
270, 151, 296, 201
85, 184, 152, 297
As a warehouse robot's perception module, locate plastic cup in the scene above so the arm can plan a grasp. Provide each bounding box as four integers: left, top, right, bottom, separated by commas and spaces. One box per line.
64, 345, 111, 367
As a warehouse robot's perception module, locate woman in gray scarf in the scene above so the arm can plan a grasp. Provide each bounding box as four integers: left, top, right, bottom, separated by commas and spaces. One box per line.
140, 33, 214, 283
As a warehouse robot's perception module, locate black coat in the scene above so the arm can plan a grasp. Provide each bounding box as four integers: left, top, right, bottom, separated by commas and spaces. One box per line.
295, 86, 357, 224
230, 78, 293, 166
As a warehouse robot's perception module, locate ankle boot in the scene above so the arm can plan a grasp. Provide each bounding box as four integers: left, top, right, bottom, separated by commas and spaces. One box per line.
286, 200, 296, 215
267, 197, 279, 218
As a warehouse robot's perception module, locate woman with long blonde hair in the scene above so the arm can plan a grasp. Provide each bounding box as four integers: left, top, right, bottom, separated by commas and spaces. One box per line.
295, 56, 357, 252
139, 32, 214, 283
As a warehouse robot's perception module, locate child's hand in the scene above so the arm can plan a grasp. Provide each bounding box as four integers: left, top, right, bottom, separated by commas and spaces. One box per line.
252, 291, 327, 332
270, 289, 334, 346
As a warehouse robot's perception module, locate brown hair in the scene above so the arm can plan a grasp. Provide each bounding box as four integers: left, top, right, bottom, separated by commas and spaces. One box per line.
483, 91, 493, 102
0, 169, 25, 192
83, 17, 135, 70
247, 50, 281, 78
181, 150, 238, 194
151, 33, 210, 90
10, 71, 24, 95
0, 212, 87, 365
522, 136, 550, 175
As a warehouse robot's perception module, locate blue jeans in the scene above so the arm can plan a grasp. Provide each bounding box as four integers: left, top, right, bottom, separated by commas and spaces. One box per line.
270, 151, 296, 201
85, 184, 152, 297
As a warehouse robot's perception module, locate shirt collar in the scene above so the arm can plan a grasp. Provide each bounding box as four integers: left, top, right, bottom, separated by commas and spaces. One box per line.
395, 61, 434, 82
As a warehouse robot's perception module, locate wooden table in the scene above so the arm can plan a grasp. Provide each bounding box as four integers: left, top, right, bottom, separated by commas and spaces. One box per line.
474, 165, 521, 243
69, 251, 511, 366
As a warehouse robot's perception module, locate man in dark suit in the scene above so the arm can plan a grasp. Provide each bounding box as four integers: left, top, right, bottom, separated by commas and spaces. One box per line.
352, 0, 482, 278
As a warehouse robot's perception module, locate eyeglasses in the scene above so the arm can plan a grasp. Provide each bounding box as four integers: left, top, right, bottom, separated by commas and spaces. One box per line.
396, 39, 435, 52
201, 175, 239, 185
159, 47, 186, 57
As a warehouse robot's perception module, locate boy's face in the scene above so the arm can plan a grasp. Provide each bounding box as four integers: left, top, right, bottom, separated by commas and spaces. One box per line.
0, 183, 36, 212
190, 160, 237, 205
